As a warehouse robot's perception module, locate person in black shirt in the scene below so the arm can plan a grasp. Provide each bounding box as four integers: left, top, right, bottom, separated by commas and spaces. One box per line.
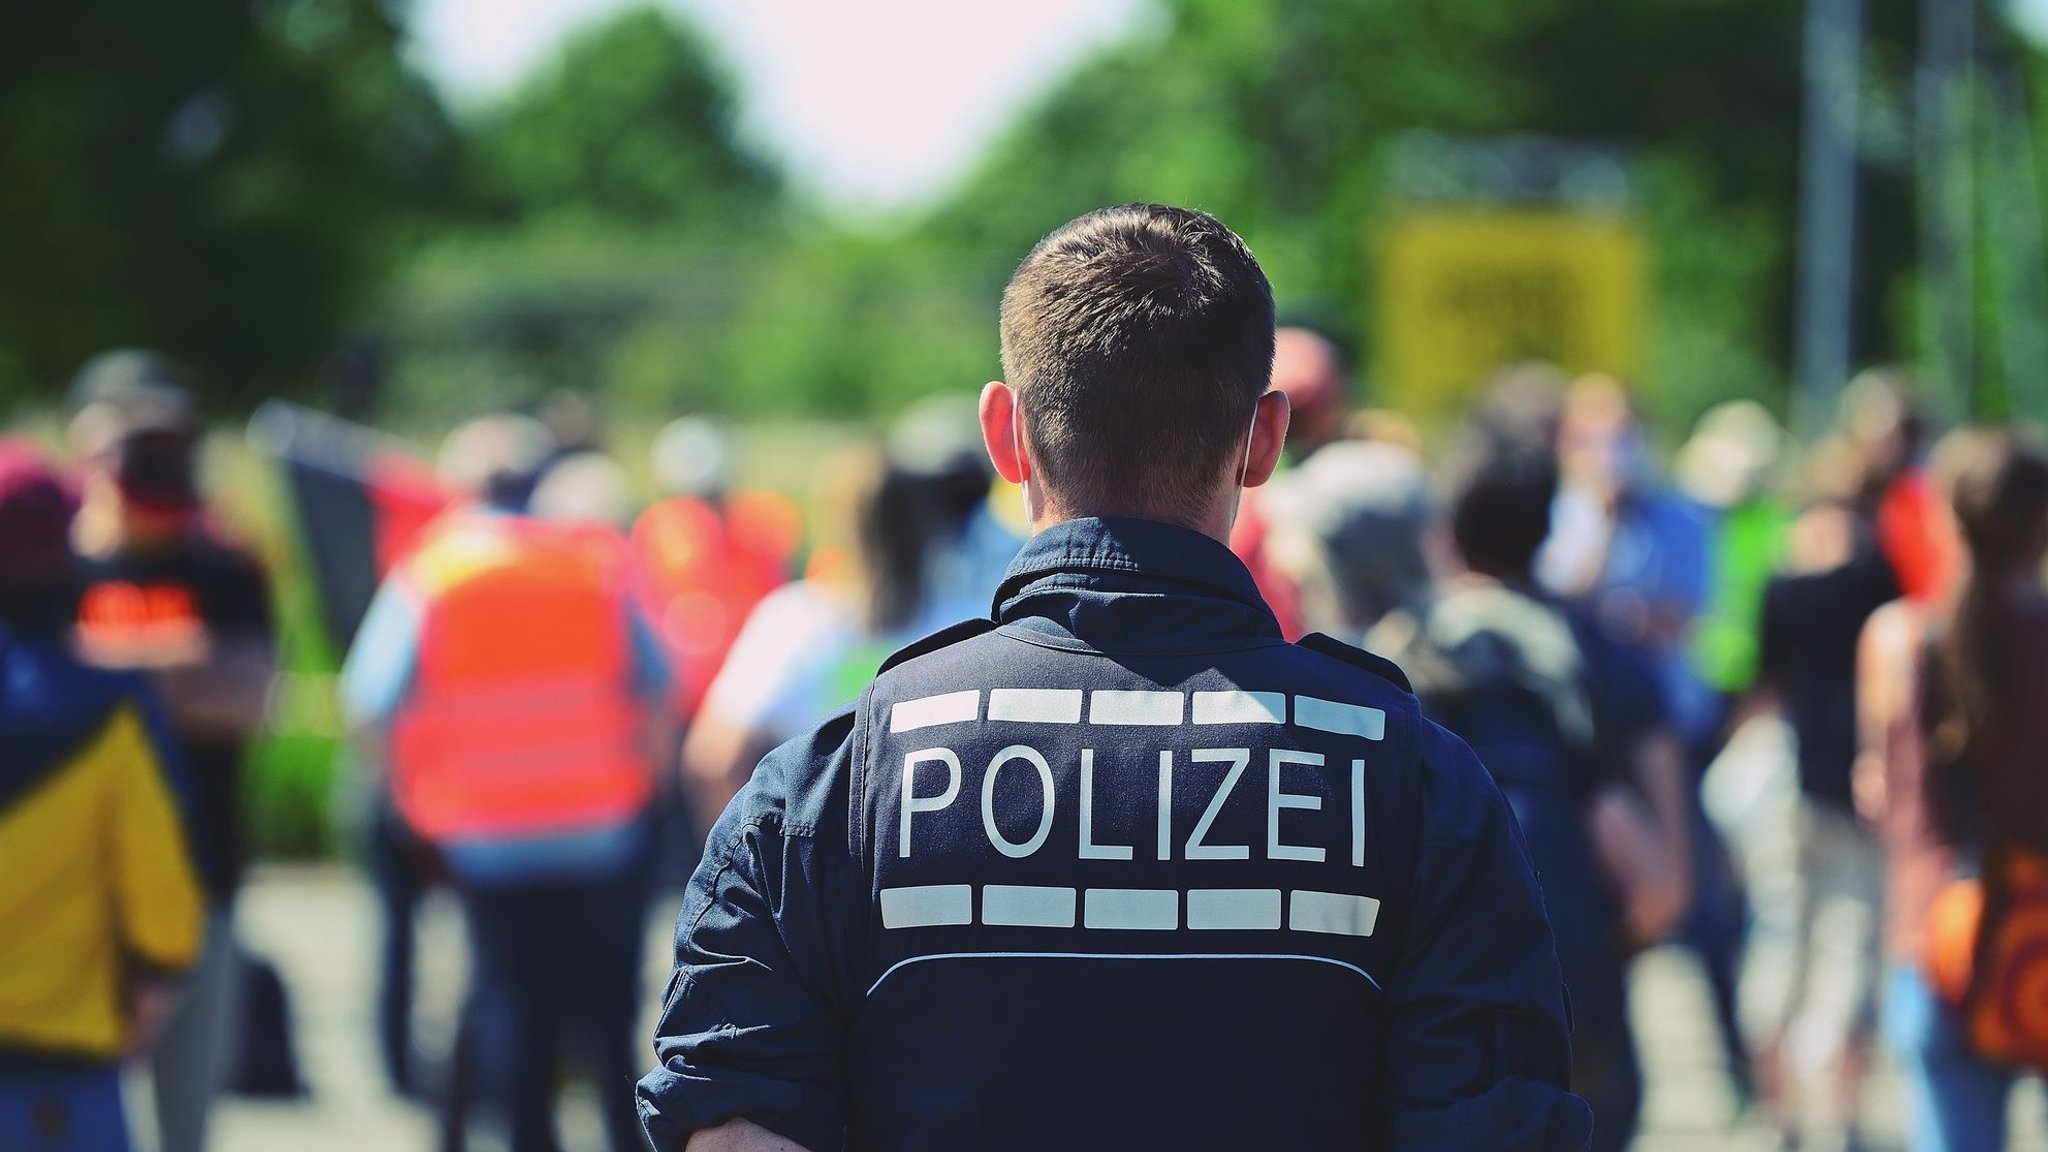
67, 350, 276, 1152
1749, 438, 1900, 1150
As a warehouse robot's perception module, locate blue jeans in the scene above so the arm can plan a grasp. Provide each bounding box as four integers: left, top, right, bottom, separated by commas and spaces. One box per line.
0, 1062, 129, 1152
1882, 965, 2017, 1151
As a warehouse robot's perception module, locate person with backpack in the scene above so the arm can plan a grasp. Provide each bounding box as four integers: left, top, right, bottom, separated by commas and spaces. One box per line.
1857, 427, 2048, 1151
1370, 440, 1687, 1152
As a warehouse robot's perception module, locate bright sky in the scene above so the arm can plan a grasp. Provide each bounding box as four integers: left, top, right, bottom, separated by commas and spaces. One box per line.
409, 0, 1152, 216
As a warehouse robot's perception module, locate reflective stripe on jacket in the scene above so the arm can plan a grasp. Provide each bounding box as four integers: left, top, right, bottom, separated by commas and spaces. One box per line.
640, 517, 1591, 1152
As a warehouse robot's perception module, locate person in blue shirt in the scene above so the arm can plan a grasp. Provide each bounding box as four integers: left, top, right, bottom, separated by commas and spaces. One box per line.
639, 204, 1591, 1152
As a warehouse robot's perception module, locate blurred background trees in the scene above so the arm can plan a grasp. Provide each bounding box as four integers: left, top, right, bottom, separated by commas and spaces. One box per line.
0, 0, 460, 411
1, 0, 2038, 433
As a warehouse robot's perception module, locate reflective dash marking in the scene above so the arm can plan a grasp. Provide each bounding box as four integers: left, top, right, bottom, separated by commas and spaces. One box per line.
1192, 690, 1286, 724
987, 688, 1084, 724
981, 885, 1077, 928
1186, 888, 1283, 930
1293, 696, 1386, 740
1088, 690, 1184, 725
890, 690, 981, 733
880, 884, 973, 928
1289, 890, 1381, 937
867, 952, 1382, 997
1084, 888, 1178, 930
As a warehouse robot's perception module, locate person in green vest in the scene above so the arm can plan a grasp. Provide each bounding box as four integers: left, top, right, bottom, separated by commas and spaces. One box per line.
1678, 400, 1793, 707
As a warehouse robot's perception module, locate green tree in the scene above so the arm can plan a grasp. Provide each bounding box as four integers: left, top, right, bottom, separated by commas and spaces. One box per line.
465, 6, 780, 234
922, 0, 1937, 430
0, 0, 460, 410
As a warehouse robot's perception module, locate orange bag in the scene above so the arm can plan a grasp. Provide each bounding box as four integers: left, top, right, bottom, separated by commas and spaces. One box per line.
1924, 877, 1983, 1006
1924, 845, 2048, 1071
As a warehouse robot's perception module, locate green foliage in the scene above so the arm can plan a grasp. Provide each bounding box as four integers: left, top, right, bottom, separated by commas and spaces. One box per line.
464, 6, 779, 233
928, 0, 1832, 425
0, 0, 460, 411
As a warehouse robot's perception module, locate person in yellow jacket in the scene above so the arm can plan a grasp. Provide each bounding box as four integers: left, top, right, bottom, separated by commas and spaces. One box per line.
0, 441, 203, 1152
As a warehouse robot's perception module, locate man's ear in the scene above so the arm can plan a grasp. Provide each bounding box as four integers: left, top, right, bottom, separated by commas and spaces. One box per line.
980, 381, 1029, 485
1242, 390, 1292, 489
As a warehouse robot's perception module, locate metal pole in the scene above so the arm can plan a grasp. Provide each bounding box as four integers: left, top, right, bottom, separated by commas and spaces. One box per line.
1986, 53, 2048, 419
1794, 0, 1866, 438
1918, 0, 1977, 419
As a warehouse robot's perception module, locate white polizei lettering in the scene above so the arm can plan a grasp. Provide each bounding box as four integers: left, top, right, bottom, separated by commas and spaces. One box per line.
1268, 749, 1326, 863
1290, 890, 1381, 937
879, 884, 972, 928
1191, 690, 1286, 725
981, 885, 1077, 928
1294, 695, 1387, 740
1351, 759, 1366, 867
1084, 888, 1178, 930
1186, 888, 1283, 930
891, 690, 981, 733
900, 749, 962, 858
981, 745, 1055, 859
987, 688, 1083, 724
1088, 690, 1184, 725
1185, 748, 1252, 861
1156, 751, 1173, 861
1078, 750, 1133, 860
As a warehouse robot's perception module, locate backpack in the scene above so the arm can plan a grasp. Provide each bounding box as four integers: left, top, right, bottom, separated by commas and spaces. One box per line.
1372, 586, 1629, 1028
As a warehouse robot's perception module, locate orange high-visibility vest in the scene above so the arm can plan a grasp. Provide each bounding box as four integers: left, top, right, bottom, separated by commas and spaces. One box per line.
391, 515, 651, 845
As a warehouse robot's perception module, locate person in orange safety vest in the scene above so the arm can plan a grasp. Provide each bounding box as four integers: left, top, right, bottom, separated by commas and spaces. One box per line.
342, 415, 670, 1152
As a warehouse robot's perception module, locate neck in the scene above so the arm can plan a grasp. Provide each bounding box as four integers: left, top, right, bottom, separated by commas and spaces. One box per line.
1032, 496, 1236, 547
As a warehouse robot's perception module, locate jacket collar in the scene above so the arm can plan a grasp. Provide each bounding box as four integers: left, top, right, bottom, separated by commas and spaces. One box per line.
992, 516, 1281, 648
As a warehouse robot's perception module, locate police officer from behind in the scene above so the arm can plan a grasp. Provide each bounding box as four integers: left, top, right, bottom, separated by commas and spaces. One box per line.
638, 204, 1592, 1152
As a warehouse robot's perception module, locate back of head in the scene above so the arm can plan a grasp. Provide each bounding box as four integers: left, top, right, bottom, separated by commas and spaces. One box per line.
69, 349, 198, 424
651, 417, 732, 500
0, 441, 79, 631
1448, 440, 1560, 581
1677, 399, 1786, 510
1840, 366, 1926, 490
68, 349, 203, 516
1475, 362, 1572, 455
530, 452, 636, 527
889, 394, 994, 538
1923, 426, 2048, 777
538, 389, 601, 455
807, 445, 926, 634
438, 413, 555, 511
1265, 440, 1431, 630
1932, 427, 2048, 576
999, 203, 1275, 525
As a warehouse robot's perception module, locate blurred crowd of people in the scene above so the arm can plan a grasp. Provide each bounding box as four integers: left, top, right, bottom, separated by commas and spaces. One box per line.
3, 333, 2046, 1152
1235, 337, 2048, 1152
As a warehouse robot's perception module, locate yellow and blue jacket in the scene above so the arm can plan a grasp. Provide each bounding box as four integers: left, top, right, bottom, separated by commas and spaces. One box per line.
0, 626, 203, 1062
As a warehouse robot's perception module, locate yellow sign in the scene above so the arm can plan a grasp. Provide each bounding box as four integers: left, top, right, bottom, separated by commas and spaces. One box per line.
1375, 209, 1646, 428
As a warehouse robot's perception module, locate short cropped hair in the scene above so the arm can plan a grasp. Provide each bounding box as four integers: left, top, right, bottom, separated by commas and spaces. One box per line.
999, 204, 1276, 522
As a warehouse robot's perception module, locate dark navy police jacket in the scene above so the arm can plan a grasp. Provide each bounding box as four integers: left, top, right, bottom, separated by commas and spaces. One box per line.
639, 518, 1592, 1152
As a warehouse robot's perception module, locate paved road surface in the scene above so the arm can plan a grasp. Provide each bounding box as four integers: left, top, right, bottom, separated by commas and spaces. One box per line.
168, 865, 2044, 1152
